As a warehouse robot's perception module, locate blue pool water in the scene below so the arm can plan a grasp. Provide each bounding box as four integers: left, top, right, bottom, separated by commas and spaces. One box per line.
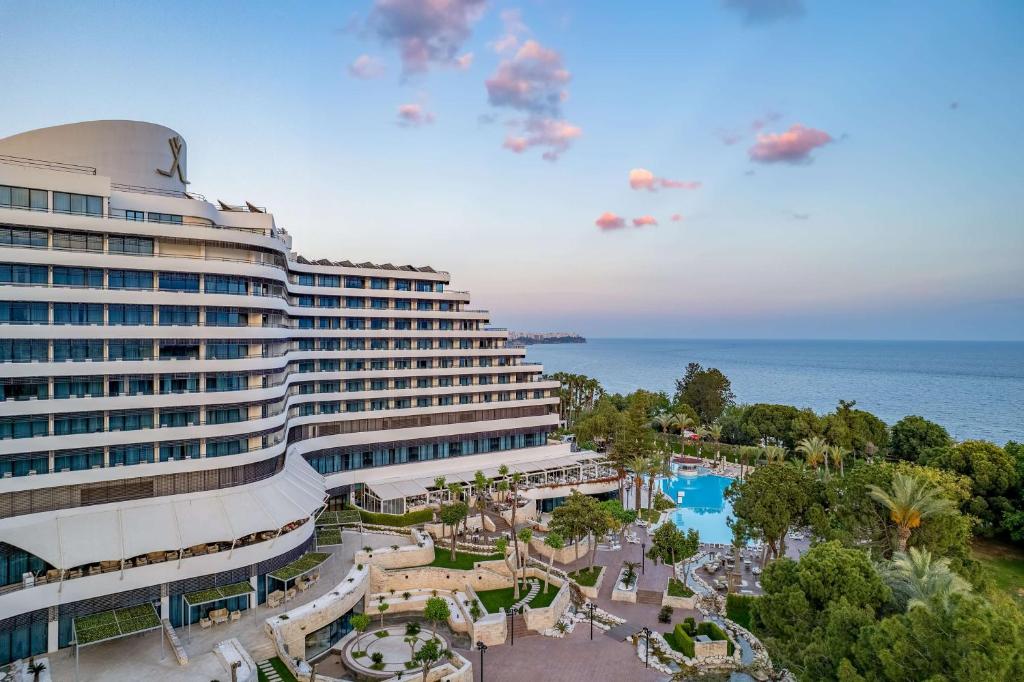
660, 471, 737, 545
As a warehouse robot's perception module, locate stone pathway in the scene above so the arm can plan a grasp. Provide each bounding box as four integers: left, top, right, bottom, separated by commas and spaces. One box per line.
257, 658, 281, 682
511, 578, 540, 610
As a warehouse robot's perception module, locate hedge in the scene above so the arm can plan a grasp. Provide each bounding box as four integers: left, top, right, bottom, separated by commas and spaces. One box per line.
665, 623, 695, 657
358, 508, 434, 527
664, 619, 734, 657
726, 593, 757, 631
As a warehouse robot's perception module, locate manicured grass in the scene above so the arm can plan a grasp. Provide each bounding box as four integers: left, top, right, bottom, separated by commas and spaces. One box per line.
428, 547, 503, 570
973, 539, 1024, 607
569, 566, 603, 587
667, 577, 694, 598
638, 508, 661, 523
258, 657, 298, 682
476, 581, 559, 613
726, 593, 757, 631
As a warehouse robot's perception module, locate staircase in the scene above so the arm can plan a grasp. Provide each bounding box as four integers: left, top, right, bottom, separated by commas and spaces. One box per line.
636, 589, 663, 605
509, 613, 537, 639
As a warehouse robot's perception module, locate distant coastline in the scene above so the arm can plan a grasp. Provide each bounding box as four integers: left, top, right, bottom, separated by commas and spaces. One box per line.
510, 331, 586, 346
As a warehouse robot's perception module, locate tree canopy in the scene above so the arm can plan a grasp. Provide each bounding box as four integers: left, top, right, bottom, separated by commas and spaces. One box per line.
889, 415, 950, 463
673, 362, 735, 424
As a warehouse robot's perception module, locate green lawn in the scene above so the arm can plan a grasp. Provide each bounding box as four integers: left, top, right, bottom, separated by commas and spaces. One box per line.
973, 539, 1024, 607
667, 577, 694, 598
428, 548, 503, 570
569, 566, 603, 587
638, 508, 661, 523
258, 657, 298, 682
476, 581, 559, 613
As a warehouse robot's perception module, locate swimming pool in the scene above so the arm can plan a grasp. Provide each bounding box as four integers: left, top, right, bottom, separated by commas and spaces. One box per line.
660, 469, 738, 545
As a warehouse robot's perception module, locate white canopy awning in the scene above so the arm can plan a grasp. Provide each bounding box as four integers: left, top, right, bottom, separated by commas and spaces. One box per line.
0, 454, 325, 570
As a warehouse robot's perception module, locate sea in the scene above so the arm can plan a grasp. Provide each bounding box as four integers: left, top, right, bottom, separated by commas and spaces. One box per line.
523, 338, 1024, 444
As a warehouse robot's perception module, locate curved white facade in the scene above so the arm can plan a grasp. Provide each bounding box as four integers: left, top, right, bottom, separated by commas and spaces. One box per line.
0, 121, 559, 664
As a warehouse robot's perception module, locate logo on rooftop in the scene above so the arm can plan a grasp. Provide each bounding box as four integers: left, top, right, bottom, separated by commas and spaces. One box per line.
156, 136, 188, 185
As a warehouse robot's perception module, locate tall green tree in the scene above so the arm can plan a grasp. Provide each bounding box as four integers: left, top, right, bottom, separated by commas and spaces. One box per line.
542, 531, 564, 593
472, 470, 489, 530
673, 362, 735, 424
439, 501, 468, 561
422, 596, 451, 641
883, 547, 972, 613
889, 415, 951, 463
727, 463, 815, 563
796, 435, 829, 474
549, 491, 594, 563
924, 440, 1018, 535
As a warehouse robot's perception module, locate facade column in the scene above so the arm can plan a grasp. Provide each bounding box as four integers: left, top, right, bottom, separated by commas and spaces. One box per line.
47, 606, 59, 653
249, 575, 258, 609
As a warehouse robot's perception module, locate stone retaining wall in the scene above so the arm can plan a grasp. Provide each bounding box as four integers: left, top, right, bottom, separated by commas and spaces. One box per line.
523, 579, 571, 632
354, 529, 433, 570
529, 535, 590, 564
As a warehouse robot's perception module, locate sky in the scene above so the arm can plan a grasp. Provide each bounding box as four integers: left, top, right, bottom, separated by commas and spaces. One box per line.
1, 1, 1022, 340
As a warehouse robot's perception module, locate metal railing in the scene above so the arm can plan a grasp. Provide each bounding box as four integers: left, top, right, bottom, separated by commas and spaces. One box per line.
0, 154, 96, 175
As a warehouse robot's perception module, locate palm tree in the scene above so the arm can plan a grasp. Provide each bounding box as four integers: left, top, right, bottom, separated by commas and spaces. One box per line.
517, 527, 533, 589
868, 472, 955, 552
884, 547, 971, 612
764, 445, 788, 464
651, 413, 673, 433
706, 423, 723, 461
626, 454, 648, 512
795, 436, 828, 474
473, 470, 489, 531
827, 445, 848, 477
646, 449, 672, 513
542, 531, 564, 593
508, 471, 525, 598
738, 446, 761, 481
669, 412, 695, 440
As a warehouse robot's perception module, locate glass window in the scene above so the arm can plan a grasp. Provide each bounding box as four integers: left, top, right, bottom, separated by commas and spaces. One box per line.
159, 306, 199, 326
53, 412, 103, 435
109, 444, 154, 466
124, 210, 146, 221
53, 192, 102, 216
109, 304, 153, 325
52, 230, 103, 251
52, 266, 102, 287
147, 212, 182, 224
0, 264, 47, 284
53, 376, 103, 398
159, 374, 198, 393
158, 272, 199, 292
0, 184, 48, 211
54, 449, 103, 472
108, 269, 153, 289
108, 410, 153, 431
205, 275, 248, 294
318, 274, 340, 287
0, 416, 48, 439
160, 341, 200, 360
297, 273, 314, 286
107, 339, 152, 360
108, 235, 154, 255
0, 302, 48, 323
160, 409, 198, 428
0, 339, 49, 362
0, 226, 47, 248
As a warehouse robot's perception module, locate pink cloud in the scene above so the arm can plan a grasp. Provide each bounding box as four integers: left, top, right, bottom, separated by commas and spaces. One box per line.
486, 40, 571, 116
369, 0, 485, 75
748, 124, 833, 164
491, 8, 527, 54
595, 212, 626, 230
397, 103, 435, 127
454, 52, 474, 70
670, 213, 684, 222
503, 118, 582, 161
629, 168, 701, 191
348, 54, 386, 79
632, 215, 658, 227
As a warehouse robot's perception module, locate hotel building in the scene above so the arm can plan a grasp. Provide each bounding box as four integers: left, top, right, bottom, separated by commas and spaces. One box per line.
0, 121, 591, 665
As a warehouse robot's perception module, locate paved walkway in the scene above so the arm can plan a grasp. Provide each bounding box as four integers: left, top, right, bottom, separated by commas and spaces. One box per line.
454, 625, 669, 682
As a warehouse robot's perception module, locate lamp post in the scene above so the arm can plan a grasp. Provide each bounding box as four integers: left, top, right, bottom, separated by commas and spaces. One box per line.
641, 542, 646, 575
641, 626, 652, 668
476, 641, 488, 682
586, 602, 596, 640
508, 606, 517, 646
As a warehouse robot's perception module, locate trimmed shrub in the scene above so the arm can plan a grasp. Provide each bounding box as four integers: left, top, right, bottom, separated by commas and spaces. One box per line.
683, 617, 696, 634
658, 605, 673, 623
725, 593, 757, 631
666, 623, 695, 657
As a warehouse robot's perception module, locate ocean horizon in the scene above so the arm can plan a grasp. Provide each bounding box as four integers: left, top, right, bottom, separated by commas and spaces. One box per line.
523, 338, 1024, 444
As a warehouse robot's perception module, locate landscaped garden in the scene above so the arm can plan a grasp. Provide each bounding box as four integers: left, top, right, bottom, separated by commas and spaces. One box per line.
427, 547, 502, 570
664, 618, 734, 657
258, 657, 298, 682
568, 566, 603, 586
667, 577, 694, 598
475, 581, 559, 613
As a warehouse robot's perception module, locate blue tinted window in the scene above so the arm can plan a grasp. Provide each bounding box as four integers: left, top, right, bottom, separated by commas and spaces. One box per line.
159, 272, 199, 292
109, 269, 153, 289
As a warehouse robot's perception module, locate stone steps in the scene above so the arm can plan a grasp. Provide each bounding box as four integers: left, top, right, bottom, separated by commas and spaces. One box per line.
510, 614, 538, 638
257, 659, 283, 682
636, 589, 663, 605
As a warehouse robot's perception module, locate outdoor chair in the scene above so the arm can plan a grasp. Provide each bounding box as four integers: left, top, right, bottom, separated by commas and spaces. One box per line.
209, 608, 229, 625
200, 618, 212, 629
230, 610, 241, 622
